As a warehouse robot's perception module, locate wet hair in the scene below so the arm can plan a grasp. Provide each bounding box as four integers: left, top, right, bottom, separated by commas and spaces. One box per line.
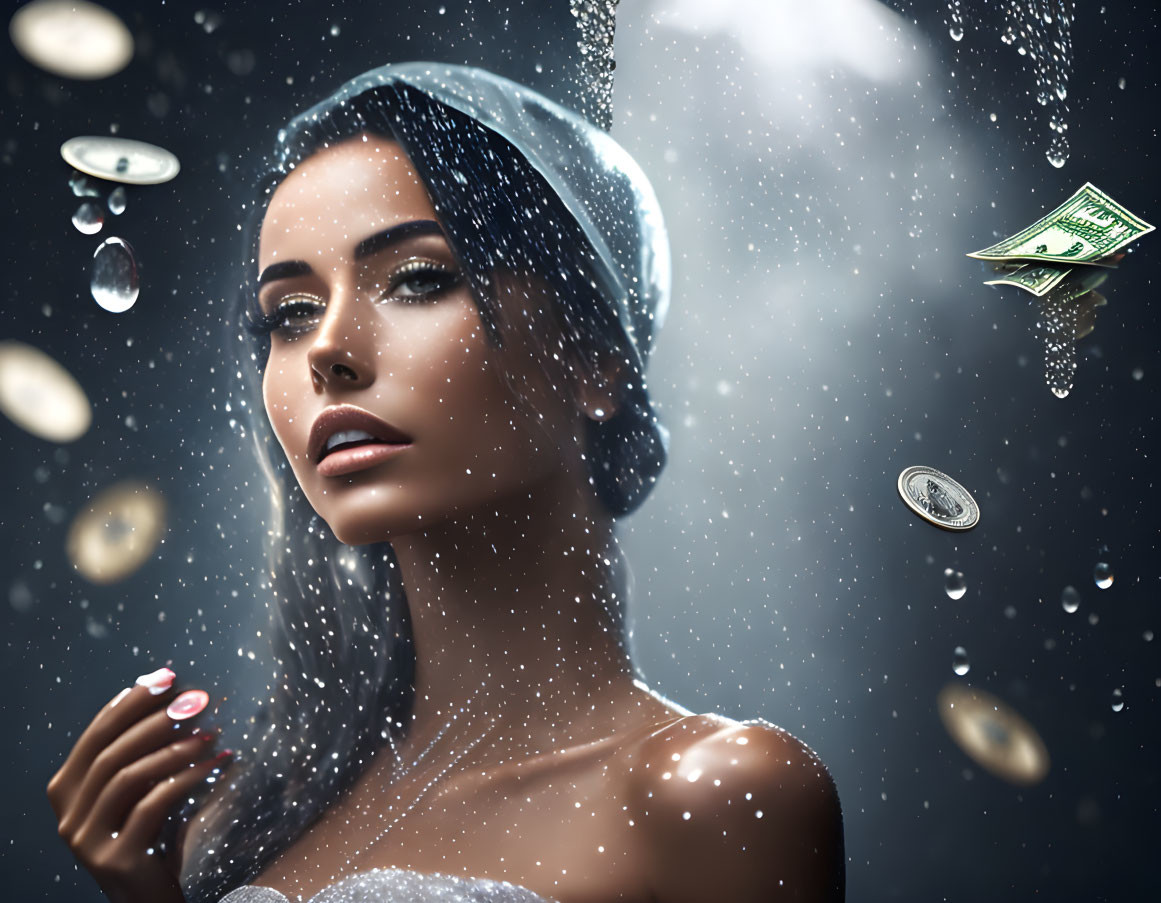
179, 80, 666, 901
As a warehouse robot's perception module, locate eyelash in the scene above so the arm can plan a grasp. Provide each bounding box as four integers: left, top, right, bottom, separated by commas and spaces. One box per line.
250, 260, 461, 337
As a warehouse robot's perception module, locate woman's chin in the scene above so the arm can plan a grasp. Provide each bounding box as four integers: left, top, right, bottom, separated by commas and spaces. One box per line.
325, 514, 416, 547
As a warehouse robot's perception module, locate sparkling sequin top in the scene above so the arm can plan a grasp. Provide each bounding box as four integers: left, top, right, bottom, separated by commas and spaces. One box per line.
217, 867, 555, 902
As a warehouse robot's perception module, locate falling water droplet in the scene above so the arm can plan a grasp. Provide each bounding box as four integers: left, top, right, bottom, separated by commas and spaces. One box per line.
1051, 386, 1070, 398
1093, 562, 1113, 589
952, 646, 970, 676
90, 237, 140, 313
944, 568, 967, 600
1110, 688, 1124, 712
108, 186, 127, 215
570, 0, 619, 132
949, 24, 964, 40
69, 171, 101, 197
1061, 585, 1081, 613
72, 202, 104, 235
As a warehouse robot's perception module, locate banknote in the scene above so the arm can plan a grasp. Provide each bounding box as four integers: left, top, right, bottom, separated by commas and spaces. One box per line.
968, 183, 1154, 263
984, 263, 1072, 296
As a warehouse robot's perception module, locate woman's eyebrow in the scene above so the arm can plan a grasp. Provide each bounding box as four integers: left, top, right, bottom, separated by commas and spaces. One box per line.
256, 219, 446, 288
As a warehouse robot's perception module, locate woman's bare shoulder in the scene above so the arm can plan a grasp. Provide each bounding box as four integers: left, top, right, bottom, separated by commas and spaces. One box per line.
621, 713, 844, 903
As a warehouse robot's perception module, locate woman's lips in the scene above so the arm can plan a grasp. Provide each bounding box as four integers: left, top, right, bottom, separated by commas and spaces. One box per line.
316, 441, 411, 477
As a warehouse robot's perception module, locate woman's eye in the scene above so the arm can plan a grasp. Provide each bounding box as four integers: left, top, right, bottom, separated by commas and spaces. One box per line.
271, 297, 323, 332
389, 262, 460, 300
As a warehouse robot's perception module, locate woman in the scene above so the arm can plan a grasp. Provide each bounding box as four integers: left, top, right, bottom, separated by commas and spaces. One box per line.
47, 62, 844, 903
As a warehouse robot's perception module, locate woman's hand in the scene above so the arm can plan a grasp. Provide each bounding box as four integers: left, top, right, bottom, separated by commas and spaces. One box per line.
46, 668, 231, 903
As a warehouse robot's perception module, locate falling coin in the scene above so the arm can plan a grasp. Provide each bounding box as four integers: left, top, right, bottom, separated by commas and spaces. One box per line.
8, 0, 133, 80
67, 480, 166, 584
937, 683, 1050, 785
61, 136, 180, 185
897, 465, 980, 531
0, 340, 91, 442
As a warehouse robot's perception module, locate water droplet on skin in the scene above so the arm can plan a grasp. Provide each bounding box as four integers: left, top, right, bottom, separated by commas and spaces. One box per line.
1093, 562, 1113, 589
90, 237, 140, 313
72, 202, 104, 235
108, 186, 127, 215
952, 646, 970, 676
1110, 688, 1124, 712
944, 568, 967, 600
1061, 585, 1081, 613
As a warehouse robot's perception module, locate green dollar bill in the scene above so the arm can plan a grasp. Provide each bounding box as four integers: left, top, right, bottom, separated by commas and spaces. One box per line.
968, 182, 1154, 263
984, 263, 1072, 296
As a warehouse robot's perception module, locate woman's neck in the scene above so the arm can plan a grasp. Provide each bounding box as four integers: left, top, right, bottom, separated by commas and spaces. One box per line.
387, 466, 639, 765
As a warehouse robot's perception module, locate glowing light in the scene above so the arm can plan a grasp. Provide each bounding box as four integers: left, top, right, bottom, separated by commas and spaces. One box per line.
9, 0, 133, 80
0, 340, 91, 442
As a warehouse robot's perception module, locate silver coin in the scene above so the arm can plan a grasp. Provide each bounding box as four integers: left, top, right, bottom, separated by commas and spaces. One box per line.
897, 465, 980, 531
61, 136, 181, 185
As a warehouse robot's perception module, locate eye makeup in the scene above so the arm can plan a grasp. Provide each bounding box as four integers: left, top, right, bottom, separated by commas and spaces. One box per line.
248, 258, 462, 337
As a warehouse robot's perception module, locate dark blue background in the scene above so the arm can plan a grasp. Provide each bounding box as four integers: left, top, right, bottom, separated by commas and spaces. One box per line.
2, 2, 1157, 901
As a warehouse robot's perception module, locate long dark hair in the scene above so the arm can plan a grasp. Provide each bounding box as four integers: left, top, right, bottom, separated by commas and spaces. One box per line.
180, 79, 667, 902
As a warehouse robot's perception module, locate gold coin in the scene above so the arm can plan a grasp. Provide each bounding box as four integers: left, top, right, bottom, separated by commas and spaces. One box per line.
937, 683, 1050, 785
897, 465, 979, 531
0, 340, 91, 443
67, 481, 166, 584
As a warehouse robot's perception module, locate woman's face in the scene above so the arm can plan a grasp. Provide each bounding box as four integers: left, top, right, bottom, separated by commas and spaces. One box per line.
257, 132, 589, 544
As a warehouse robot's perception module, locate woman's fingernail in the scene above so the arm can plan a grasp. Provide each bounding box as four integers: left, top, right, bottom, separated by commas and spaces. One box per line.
166, 689, 209, 721
109, 687, 132, 708
214, 749, 234, 763
135, 667, 176, 695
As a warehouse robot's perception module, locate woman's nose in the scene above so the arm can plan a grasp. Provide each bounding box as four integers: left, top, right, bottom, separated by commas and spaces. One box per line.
305, 299, 376, 391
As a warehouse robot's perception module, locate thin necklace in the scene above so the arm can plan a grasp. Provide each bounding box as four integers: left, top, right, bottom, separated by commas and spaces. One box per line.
325, 681, 497, 881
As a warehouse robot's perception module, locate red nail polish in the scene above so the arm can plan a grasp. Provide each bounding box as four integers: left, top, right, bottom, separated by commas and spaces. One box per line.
166, 689, 209, 721
214, 749, 234, 762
